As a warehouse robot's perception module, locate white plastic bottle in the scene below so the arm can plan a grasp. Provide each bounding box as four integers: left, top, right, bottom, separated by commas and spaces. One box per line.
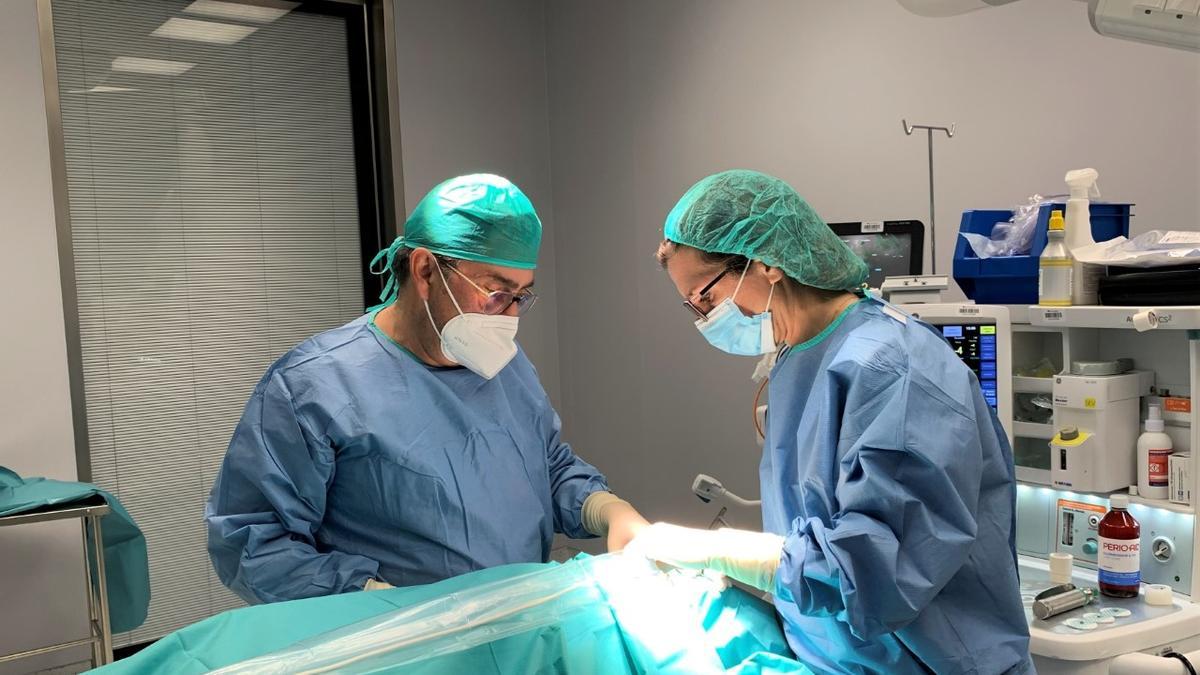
1064, 168, 1101, 305
1038, 210, 1072, 307
1138, 405, 1174, 500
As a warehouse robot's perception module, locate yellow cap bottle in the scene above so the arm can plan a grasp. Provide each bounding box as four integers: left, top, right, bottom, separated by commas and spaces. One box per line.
1039, 210, 1073, 306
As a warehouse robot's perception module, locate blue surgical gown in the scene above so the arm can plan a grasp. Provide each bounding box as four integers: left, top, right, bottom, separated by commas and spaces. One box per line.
206, 312, 608, 604
761, 297, 1033, 675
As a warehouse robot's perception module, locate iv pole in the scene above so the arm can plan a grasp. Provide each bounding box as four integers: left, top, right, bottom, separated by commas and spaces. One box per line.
902, 120, 955, 275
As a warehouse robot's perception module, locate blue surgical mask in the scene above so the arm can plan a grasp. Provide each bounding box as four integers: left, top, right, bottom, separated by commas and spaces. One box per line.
695, 265, 776, 356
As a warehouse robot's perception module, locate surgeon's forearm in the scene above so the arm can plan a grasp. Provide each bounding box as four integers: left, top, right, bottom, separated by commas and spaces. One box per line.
227, 544, 381, 604
583, 491, 649, 552
627, 523, 784, 592
606, 503, 650, 552
582, 491, 630, 536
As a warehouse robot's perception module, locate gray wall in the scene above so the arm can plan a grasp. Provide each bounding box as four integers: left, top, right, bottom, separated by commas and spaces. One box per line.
0, 0, 92, 671
3, 0, 1200, 662
543, 0, 1200, 529
392, 0, 563, 404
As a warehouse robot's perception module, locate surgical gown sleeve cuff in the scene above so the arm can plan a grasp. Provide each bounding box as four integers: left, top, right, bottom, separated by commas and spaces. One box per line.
555, 481, 610, 539
543, 408, 609, 539
772, 518, 848, 619
581, 491, 630, 537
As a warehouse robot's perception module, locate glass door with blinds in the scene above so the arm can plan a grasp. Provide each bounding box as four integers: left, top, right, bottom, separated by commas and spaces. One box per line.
43, 0, 390, 645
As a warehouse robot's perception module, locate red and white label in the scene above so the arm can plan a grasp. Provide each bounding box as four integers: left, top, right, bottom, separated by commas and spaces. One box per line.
1150, 449, 1173, 487
1164, 398, 1191, 414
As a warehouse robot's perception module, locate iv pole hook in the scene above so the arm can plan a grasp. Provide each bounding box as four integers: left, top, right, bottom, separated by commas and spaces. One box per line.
902, 120, 956, 274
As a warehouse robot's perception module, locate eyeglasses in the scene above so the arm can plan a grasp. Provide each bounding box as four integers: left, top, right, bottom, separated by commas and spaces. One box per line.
683, 267, 735, 321
443, 263, 538, 316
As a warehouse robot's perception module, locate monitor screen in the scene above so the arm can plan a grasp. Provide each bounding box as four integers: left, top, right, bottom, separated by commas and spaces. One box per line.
939, 322, 998, 410
838, 233, 913, 289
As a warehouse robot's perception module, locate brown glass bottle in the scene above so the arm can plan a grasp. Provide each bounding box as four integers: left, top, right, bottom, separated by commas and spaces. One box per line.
1097, 494, 1141, 599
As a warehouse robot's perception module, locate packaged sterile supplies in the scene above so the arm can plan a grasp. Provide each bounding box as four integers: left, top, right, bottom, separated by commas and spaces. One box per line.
1170, 453, 1192, 506
1074, 230, 1200, 268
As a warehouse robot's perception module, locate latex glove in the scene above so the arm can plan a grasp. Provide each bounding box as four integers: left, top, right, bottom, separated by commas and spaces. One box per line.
363, 578, 393, 591
582, 491, 649, 552
604, 502, 650, 552
626, 522, 785, 593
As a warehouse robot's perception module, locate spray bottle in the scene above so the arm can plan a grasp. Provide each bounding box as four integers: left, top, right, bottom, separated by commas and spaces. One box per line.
1064, 168, 1101, 305
1138, 405, 1174, 500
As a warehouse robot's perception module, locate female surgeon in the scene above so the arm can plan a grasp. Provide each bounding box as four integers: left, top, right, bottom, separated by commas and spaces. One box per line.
628, 170, 1034, 675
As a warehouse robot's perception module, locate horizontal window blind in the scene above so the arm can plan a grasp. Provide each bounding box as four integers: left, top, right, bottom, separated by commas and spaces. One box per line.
51, 0, 367, 644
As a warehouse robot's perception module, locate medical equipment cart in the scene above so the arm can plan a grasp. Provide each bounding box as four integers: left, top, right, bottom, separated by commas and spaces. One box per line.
0, 495, 113, 669
1004, 304, 1200, 674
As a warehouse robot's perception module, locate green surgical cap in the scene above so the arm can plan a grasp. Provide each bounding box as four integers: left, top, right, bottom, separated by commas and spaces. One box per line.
371, 174, 542, 306
663, 170, 868, 292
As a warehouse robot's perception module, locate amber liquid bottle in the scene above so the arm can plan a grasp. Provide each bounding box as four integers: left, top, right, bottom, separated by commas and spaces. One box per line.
1098, 494, 1141, 599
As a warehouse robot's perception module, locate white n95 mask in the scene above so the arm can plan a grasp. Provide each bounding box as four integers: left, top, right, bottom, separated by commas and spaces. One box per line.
426, 264, 519, 379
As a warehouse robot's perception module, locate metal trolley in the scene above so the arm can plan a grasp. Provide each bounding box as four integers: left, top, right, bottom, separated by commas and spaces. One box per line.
0, 496, 113, 669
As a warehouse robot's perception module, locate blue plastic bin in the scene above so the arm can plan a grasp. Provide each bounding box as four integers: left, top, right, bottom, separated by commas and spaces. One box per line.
952, 202, 1133, 304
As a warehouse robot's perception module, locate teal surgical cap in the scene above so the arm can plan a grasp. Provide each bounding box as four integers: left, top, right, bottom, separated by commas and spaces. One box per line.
371, 173, 542, 306
663, 170, 868, 292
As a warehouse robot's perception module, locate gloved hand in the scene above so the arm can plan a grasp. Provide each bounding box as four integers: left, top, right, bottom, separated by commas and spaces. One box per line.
582, 491, 649, 552
625, 523, 785, 593
363, 578, 393, 591
604, 503, 650, 553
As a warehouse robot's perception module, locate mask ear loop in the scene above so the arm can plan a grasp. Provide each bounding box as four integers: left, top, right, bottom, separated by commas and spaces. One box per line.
435, 262, 466, 315
748, 263, 777, 441
758, 280, 778, 355
754, 274, 779, 441
423, 299, 443, 339
730, 261, 752, 301
424, 261, 465, 339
